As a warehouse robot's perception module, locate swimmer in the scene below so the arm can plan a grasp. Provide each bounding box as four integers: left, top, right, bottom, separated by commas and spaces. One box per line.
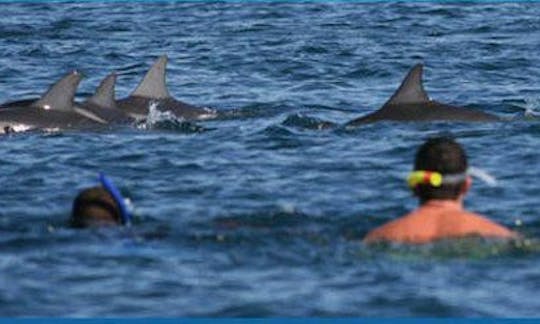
363, 137, 516, 244
70, 174, 132, 228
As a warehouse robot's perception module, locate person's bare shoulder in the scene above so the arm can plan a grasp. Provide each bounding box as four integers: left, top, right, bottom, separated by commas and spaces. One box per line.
459, 211, 517, 239
363, 211, 423, 244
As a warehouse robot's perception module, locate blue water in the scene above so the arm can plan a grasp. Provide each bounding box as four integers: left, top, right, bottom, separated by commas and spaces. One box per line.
1, 1, 540, 317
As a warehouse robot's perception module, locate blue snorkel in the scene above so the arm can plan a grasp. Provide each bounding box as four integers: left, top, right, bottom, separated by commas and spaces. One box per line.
99, 173, 133, 226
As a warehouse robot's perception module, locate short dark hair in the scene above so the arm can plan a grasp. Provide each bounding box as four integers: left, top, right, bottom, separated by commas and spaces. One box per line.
413, 137, 468, 202
71, 186, 121, 228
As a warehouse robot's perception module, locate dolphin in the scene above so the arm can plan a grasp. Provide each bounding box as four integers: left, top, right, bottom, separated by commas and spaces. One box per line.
346, 64, 500, 126
0, 71, 105, 134
75, 72, 134, 124
115, 55, 217, 121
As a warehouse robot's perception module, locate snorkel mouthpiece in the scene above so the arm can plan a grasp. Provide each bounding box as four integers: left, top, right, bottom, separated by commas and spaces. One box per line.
99, 173, 132, 226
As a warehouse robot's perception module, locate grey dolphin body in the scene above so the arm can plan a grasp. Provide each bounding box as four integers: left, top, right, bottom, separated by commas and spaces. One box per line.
346, 64, 500, 126
0, 72, 104, 134
75, 73, 134, 124
116, 55, 217, 121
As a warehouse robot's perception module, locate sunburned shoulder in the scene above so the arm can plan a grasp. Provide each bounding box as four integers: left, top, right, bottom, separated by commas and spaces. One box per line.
449, 210, 517, 239
362, 211, 437, 244
363, 207, 517, 245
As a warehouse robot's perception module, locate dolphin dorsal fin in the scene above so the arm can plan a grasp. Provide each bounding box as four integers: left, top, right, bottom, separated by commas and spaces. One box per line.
131, 55, 170, 99
385, 64, 429, 106
87, 72, 117, 109
33, 71, 82, 111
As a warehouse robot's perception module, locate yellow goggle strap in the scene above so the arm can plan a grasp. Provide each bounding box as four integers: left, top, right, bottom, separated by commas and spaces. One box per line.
408, 171, 442, 188
407, 170, 468, 189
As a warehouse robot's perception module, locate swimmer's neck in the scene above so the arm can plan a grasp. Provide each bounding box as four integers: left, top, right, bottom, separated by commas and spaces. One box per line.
418, 197, 464, 209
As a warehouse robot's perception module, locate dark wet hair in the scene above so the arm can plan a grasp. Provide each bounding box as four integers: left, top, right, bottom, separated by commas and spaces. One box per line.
71, 186, 121, 228
413, 137, 468, 202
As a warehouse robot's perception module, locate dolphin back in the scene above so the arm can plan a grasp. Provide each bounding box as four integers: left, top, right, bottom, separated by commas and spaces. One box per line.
346, 64, 500, 126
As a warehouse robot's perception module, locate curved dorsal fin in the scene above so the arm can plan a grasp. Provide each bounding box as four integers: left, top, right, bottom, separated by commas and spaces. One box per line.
87, 72, 117, 109
385, 64, 429, 106
33, 71, 82, 111
131, 55, 170, 99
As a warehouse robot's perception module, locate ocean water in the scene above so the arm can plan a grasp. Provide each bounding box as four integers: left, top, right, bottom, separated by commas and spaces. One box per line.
0, 1, 540, 317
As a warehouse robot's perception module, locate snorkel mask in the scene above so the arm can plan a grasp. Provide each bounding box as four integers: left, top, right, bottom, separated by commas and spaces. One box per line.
407, 167, 498, 189
99, 173, 133, 226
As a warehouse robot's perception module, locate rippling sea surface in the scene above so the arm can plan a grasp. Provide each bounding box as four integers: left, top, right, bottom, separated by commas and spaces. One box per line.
1, 1, 540, 317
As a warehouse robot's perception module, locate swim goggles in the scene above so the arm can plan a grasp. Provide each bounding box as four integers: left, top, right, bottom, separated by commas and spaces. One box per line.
99, 173, 133, 226
407, 170, 467, 189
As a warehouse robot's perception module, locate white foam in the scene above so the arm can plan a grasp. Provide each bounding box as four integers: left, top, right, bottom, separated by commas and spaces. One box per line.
11, 124, 33, 132
43, 128, 61, 133
138, 101, 182, 130
516, 98, 540, 117
1, 124, 33, 134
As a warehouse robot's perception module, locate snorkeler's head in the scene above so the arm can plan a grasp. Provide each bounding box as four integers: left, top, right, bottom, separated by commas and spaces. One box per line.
412, 137, 470, 203
71, 186, 122, 228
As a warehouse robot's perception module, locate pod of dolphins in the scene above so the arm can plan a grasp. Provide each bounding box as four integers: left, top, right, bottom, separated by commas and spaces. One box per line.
0, 55, 500, 134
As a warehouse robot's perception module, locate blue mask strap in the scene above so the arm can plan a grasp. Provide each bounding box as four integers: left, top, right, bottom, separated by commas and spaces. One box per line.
99, 173, 132, 226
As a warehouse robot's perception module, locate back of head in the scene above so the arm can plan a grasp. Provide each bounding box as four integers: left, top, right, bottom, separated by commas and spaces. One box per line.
413, 137, 468, 202
71, 186, 121, 228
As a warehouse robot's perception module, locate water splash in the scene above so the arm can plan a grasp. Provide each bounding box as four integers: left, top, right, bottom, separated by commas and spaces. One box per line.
137, 101, 207, 133
510, 97, 540, 119
137, 101, 178, 130
1, 124, 33, 134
